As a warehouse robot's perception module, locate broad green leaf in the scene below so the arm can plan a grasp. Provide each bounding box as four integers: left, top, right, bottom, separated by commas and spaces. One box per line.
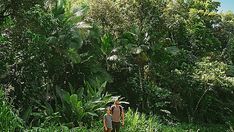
70, 94, 78, 106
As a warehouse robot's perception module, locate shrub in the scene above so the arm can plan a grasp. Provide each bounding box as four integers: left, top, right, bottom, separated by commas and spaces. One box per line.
122, 108, 160, 132
0, 88, 23, 131
55, 81, 112, 127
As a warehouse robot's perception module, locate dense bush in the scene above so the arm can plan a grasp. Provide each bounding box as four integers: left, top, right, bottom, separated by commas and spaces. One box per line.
1, 0, 111, 127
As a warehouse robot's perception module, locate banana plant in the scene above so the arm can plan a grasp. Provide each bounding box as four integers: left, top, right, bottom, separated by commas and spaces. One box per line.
56, 80, 112, 126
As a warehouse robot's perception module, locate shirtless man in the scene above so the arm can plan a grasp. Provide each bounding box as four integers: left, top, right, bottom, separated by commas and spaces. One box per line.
111, 99, 124, 132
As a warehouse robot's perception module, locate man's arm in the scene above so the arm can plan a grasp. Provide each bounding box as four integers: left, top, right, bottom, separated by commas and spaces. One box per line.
121, 107, 124, 126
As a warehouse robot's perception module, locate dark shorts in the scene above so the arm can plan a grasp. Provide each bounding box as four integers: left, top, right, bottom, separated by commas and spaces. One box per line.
112, 122, 120, 132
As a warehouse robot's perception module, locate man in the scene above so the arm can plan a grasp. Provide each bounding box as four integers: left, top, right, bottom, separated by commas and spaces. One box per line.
111, 99, 124, 132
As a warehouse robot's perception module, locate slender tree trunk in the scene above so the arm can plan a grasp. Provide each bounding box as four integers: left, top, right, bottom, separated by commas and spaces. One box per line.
139, 66, 145, 111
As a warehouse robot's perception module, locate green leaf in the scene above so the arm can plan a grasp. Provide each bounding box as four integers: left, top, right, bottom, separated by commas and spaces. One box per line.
101, 34, 111, 54
165, 46, 180, 55
67, 48, 81, 64
70, 94, 78, 106
22, 106, 32, 122
44, 102, 54, 115
86, 112, 98, 117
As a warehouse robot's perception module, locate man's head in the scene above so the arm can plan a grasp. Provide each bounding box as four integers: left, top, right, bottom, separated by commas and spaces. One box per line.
114, 99, 120, 105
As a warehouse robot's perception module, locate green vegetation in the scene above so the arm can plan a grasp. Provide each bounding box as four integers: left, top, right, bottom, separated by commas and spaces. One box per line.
0, 88, 23, 131
1, 0, 234, 131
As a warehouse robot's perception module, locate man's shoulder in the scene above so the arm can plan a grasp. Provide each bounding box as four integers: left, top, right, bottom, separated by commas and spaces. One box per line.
111, 105, 123, 109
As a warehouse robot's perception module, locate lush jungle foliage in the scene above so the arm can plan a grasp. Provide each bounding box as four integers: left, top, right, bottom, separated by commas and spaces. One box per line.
1, 0, 234, 131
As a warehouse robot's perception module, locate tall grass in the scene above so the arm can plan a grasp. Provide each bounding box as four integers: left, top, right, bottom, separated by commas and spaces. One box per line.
122, 108, 160, 132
